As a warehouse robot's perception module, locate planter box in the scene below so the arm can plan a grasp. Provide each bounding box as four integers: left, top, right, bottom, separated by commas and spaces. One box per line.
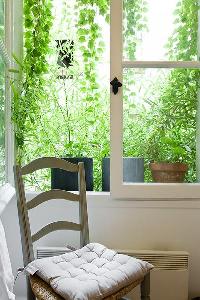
51, 157, 93, 191
102, 157, 144, 191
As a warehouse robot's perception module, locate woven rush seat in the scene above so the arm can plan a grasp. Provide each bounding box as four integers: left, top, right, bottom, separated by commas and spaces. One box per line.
30, 274, 142, 300
26, 243, 152, 300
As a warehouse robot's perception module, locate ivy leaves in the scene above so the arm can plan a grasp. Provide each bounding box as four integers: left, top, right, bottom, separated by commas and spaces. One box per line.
12, 0, 53, 161
166, 0, 198, 61
13, 0, 110, 189
77, 0, 108, 103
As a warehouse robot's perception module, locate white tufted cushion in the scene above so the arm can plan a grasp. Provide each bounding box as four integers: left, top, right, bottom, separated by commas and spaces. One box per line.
25, 243, 153, 300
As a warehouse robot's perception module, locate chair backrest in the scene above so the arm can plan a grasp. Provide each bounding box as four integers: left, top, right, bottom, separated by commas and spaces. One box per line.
14, 157, 89, 267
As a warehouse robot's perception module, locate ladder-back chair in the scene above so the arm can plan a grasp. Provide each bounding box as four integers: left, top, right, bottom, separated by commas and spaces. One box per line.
14, 157, 151, 300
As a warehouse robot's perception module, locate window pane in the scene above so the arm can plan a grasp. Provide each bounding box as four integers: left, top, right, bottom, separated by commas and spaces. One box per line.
123, 68, 199, 183
22, 1, 110, 191
0, 0, 5, 185
123, 0, 198, 61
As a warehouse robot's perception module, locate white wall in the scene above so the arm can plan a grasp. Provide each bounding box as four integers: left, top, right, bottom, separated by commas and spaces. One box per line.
2, 192, 200, 299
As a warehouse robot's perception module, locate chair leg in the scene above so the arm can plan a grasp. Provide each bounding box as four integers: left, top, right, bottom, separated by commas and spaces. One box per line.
141, 272, 150, 300
27, 277, 36, 300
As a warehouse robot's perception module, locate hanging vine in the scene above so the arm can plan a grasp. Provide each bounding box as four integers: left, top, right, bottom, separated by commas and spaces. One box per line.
76, 0, 109, 123
123, 0, 148, 157
75, 0, 110, 188
12, 0, 53, 162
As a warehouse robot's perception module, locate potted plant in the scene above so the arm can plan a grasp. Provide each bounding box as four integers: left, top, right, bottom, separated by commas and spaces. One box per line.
147, 132, 189, 183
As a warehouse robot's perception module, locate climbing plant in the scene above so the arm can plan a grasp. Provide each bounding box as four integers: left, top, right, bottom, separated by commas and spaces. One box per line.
12, 0, 53, 163
75, 0, 110, 189
13, 0, 110, 190
123, 0, 149, 173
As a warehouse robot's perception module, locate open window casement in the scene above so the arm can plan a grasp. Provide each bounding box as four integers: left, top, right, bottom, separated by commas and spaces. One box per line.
0, 0, 19, 187
110, 0, 200, 199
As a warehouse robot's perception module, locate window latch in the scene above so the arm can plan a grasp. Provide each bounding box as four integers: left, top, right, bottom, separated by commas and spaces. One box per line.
110, 77, 122, 95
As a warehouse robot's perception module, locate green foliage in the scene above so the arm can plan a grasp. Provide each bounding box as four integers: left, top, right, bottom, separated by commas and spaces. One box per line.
123, 0, 199, 182
75, 0, 110, 189
12, 0, 110, 190
12, 0, 199, 188
12, 0, 53, 162
123, 0, 148, 102
123, 0, 148, 159
166, 0, 198, 61
144, 0, 199, 182
123, 0, 148, 60
0, 0, 5, 185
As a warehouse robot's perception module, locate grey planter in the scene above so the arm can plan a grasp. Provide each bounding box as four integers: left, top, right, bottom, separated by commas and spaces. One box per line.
102, 157, 144, 191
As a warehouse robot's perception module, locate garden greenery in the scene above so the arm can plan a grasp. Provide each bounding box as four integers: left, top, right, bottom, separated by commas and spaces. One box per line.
0, 0, 5, 185
11, 0, 200, 189
144, 0, 200, 181
12, 0, 53, 163
12, 0, 110, 190
123, 0, 200, 182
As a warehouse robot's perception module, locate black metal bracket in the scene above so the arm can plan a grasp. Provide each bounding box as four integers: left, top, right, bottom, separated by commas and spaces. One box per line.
110, 77, 122, 95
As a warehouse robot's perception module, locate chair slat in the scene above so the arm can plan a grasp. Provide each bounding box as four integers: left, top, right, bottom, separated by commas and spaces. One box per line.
14, 165, 34, 265
21, 157, 79, 175
32, 221, 81, 243
78, 162, 89, 247
27, 190, 79, 210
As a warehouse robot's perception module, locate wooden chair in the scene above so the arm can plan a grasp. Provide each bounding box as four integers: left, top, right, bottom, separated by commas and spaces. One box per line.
14, 157, 151, 300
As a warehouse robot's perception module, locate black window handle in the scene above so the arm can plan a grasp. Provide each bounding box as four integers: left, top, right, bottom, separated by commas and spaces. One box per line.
110, 77, 122, 95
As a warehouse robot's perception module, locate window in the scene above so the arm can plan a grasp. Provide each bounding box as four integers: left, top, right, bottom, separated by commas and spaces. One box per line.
0, 0, 17, 186
110, 0, 200, 199
8, 0, 200, 197
16, 0, 110, 192
0, 0, 6, 185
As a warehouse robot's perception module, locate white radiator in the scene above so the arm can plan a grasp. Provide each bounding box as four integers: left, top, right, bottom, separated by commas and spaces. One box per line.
35, 246, 72, 259
118, 250, 189, 300
35, 247, 189, 300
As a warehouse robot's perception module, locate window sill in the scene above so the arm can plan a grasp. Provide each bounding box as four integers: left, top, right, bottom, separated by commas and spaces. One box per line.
24, 190, 200, 209
111, 182, 200, 200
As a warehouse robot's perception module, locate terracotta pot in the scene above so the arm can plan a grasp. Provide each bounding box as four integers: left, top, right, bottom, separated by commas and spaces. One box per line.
149, 162, 188, 183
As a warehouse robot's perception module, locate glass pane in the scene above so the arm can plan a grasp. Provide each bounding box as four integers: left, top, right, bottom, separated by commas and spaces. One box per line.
123, 0, 198, 61
123, 68, 199, 183
0, 0, 5, 185
22, 0, 110, 191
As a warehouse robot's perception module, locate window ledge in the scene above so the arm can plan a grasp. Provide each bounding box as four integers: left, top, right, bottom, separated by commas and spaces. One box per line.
111, 182, 200, 200
24, 190, 200, 209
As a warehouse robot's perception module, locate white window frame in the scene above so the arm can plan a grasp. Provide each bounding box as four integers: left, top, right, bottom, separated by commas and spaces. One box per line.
2, 0, 22, 186
4, 0, 14, 185
110, 0, 200, 199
